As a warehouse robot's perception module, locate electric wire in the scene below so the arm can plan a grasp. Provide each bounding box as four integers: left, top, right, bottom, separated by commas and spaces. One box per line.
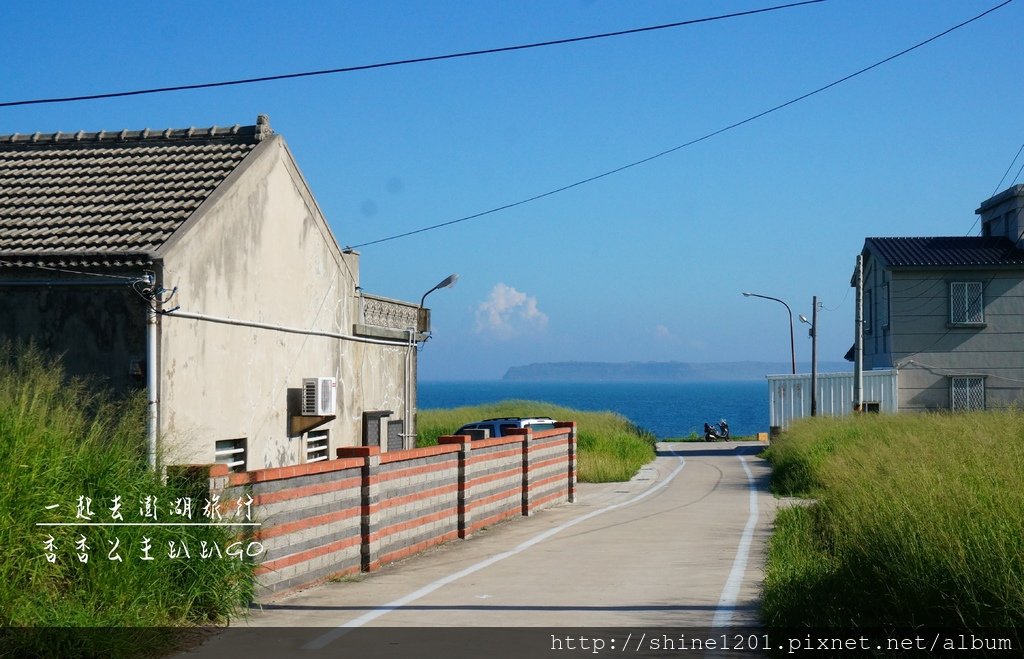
992, 141, 1024, 195
0, 1, 825, 109
819, 286, 851, 312
894, 223, 1024, 363
348, 0, 1013, 250
966, 138, 1024, 235
1011, 158, 1024, 187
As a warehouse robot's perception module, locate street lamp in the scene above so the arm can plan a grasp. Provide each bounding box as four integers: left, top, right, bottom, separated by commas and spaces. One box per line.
420, 273, 459, 308
799, 294, 818, 417
418, 273, 459, 334
742, 292, 796, 374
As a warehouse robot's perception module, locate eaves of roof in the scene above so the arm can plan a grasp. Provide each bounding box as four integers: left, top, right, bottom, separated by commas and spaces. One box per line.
862, 236, 1024, 269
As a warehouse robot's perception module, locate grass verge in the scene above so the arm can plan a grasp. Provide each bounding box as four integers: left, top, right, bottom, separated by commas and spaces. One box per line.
761, 412, 1024, 629
417, 400, 656, 482
0, 344, 254, 657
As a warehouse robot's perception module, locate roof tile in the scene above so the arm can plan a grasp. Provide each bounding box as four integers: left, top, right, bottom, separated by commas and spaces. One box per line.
864, 236, 1024, 268
0, 119, 268, 269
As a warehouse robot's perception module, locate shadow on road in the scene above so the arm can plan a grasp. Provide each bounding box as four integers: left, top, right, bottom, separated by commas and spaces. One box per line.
253, 602, 758, 613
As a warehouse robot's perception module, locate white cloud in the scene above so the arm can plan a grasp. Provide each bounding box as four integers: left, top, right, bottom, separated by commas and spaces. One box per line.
654, 324, 675, 339
475, 283, 548, 339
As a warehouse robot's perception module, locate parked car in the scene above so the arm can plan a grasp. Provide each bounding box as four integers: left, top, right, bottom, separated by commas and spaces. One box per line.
454, 416, 557, 440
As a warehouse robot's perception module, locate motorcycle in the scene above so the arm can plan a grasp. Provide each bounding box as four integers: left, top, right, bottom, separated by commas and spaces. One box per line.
703, 419, 730, 442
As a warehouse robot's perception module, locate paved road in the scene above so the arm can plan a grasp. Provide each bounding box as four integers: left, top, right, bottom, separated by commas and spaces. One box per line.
181, 441, 776, 658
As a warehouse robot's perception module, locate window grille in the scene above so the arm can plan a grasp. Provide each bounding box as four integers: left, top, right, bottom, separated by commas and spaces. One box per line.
951, 377, 985, 411
950, 282, 984, 324
362, 411, 392, 447
306, 430, 329, 463
387, 420, 405, 452
215, 438, 246, 473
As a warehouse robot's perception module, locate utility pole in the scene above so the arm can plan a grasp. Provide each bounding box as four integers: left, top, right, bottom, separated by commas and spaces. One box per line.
854, 255, 863, 412
810, 294, 818, 417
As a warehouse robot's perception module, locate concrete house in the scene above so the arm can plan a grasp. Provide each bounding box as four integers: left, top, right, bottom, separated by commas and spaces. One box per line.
857, 184, 1024, 411
0, 115, 426, 470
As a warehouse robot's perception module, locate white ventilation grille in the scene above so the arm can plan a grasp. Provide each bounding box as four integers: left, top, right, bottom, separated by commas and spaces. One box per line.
306, 430, 329, 463
215, 438, 246, 473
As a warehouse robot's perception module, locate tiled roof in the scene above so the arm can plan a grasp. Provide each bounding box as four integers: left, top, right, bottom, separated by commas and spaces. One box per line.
864, 236, 1024, 268
0, 116, 271, 270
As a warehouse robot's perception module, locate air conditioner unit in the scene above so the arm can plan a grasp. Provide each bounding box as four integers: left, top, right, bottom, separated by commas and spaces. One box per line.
302, 377, 337, 416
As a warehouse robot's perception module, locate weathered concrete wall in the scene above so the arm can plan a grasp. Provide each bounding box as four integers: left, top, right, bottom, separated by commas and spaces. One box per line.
157, 135, 411, 468
0, 282, 146, 391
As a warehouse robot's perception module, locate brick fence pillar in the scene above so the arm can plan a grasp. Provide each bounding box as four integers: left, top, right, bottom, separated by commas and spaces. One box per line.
336, 446, 381, 572
511, 428, 534, 516
556, 421, 578, 503
439, 434, 474, 539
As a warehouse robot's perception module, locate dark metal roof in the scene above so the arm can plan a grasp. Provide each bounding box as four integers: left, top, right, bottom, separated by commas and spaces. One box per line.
864, 236, 1024, 268
0, 116, 271, 270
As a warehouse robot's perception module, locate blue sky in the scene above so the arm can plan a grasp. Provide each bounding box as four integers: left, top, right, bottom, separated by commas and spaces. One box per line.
4, 1, 1022, 380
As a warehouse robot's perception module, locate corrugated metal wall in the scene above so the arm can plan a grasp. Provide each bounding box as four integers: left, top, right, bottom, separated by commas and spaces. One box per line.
767, 369, 898, 430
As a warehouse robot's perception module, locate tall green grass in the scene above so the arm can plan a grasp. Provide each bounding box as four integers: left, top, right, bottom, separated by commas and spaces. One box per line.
762, 412, 1024, 628
418, 400, 656, 482
0, 344, 254, 657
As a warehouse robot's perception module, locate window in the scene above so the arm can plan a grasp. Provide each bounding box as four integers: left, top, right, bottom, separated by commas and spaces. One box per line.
879, 283, 890, 330
864, 289, 873, 334
305, 430, 329, 463
387, 420, 405, 452
951, 377, 985, 411
362, 411, 392, 447
215, 438, 246, 473
949, 281, 984, 325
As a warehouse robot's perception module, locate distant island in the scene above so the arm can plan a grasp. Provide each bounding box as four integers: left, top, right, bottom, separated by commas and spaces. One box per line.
502, 360, 852, 382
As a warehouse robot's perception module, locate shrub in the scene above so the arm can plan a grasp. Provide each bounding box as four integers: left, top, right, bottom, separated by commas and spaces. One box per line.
762, 412, 1024, 629
0, 344, 254, 657
417, 400, 656, 482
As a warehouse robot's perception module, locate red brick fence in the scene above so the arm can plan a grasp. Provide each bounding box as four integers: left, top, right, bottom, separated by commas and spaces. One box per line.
179, 423, 576, 598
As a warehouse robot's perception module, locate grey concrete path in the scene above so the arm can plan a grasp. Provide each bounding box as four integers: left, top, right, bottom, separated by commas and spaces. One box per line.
179, 441, 777, 657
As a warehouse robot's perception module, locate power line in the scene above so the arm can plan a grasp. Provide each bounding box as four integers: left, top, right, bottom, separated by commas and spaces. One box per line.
1012, 157, 1024, 188
349, 0, 1013, 250
992, 141, 1024, 195
0, 1, 825, 109
967, 138, 1024, 235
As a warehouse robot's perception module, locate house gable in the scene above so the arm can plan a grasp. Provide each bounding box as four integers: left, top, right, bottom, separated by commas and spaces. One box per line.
0, 115, 417, 470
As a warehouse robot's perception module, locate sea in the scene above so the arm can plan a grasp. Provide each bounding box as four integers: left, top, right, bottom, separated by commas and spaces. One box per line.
418, 380, 768, 439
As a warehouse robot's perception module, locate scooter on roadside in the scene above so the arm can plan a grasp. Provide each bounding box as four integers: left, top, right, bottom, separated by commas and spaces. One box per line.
703, 419, 730, 442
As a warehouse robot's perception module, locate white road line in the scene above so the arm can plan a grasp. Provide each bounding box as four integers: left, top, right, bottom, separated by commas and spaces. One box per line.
711, 454, 758, 628
303, 449, 687, 651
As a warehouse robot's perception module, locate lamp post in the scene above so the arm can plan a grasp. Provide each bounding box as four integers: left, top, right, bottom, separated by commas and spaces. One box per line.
418, 273, 459, 334
742, 292, 796, 374
420, 273, 459, 309
799, 295, 819, 417
407, 273, 459, 449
